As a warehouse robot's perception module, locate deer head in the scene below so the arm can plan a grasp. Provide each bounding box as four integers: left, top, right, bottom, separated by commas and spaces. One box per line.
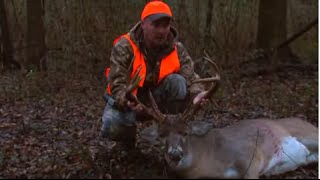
125, 54, 221, 167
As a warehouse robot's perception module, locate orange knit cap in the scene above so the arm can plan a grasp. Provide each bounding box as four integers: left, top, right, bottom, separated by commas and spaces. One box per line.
141, 0, 173, 21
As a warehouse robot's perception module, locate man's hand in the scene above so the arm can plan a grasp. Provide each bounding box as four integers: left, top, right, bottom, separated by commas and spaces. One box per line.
117, 92, 144, 112
193, 91, 209, 105
127, 101, 144, 112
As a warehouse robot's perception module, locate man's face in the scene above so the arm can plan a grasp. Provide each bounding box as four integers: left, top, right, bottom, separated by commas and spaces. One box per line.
141, 17, 171, 49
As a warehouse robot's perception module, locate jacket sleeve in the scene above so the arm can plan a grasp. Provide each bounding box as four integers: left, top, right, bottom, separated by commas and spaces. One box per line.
108, 38, 133, 107
176, 42, 205, 97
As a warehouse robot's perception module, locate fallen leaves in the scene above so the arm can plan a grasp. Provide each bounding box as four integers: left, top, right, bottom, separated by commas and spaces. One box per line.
0, 69, 317, 179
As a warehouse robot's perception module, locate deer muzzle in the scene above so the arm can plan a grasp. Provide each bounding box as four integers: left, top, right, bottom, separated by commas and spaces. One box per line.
167, 145, 184, 162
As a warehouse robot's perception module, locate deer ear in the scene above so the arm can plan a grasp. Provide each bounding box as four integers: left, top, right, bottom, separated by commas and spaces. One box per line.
140, 122, 159, 144
189, 121, 213, 136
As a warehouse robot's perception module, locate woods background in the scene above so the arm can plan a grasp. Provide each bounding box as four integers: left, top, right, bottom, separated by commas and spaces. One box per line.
0, 0, 318, 179
1, 0, 318, 75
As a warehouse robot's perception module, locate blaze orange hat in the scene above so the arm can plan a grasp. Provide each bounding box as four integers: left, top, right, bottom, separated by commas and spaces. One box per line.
141, 0, 173, 21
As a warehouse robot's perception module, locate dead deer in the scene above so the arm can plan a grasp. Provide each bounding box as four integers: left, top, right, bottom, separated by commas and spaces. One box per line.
125, 57, 318, 179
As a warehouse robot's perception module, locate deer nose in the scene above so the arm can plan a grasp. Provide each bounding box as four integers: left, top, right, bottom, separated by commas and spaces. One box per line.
168, 146, 183, 162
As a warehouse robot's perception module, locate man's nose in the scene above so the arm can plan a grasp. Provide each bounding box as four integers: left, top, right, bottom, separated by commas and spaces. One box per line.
157, 26, 169, 35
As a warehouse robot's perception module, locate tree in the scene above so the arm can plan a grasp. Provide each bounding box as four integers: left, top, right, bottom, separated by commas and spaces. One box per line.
0, 0, 21, 70
26, 0, 47, 71
256, 0, 293, 62
204, 0, 213, 41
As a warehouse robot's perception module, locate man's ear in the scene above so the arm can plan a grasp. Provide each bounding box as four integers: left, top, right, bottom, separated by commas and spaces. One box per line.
141, 20, 147, 30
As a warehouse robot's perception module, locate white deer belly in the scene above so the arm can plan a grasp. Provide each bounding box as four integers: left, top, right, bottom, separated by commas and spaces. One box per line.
263, 136, 311, 176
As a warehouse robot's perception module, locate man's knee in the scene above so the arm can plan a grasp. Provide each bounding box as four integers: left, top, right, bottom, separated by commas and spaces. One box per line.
101, 101, 136, 141
161, 74, 187, 100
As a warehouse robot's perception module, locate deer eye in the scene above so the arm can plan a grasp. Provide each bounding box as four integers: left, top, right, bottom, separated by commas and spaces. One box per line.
159, 126, 169, 138
177, 126, 188, 135
179, 130, 187, 136
179, 137, 185, 144
159, 130, 166, 138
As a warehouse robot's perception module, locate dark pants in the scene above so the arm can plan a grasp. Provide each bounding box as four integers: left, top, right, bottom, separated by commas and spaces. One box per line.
101, 74, 187, 144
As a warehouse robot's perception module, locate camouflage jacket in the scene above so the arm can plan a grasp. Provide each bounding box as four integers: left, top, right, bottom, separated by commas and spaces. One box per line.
107, 21, 205, 106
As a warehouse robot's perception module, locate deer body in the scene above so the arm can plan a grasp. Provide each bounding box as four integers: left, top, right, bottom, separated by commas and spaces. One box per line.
167, 118, 318, 179
126, 56, 317, 178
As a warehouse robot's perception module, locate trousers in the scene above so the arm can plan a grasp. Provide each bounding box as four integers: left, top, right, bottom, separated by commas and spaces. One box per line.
100, 74, 188, 144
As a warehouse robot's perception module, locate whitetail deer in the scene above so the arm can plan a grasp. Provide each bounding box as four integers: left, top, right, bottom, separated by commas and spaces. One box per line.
126, 56, 318, 179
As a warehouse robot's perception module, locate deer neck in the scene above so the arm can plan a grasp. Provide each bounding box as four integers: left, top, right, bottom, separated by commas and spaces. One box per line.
171, 132, 227, 178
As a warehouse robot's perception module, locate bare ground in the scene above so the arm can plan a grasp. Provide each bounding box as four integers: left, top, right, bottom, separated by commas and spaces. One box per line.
0, 64, 318, 179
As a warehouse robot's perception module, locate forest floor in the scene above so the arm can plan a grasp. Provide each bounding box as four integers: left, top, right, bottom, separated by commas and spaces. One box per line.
0, 62, 318, 179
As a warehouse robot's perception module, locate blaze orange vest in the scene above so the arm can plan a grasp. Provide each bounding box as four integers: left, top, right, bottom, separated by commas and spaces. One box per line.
106, 34, 180, 95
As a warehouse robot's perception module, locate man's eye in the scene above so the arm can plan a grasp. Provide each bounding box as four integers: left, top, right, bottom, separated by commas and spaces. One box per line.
152, 23, 160, 28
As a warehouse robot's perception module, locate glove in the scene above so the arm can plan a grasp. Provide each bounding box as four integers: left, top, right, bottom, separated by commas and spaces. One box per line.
115, 91, 128, 109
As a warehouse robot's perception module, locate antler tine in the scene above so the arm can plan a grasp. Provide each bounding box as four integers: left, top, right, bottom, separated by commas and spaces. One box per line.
194, 54, 220, 99
148, 90, 166, 123
181, 55, 221, 120
125, 65, 166, 123
129, 93, 165, 122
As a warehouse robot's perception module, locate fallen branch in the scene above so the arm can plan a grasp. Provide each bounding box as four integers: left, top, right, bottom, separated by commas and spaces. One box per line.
236, 63, 318, 79
0, 123, 17, 128
234, 17, 318, 69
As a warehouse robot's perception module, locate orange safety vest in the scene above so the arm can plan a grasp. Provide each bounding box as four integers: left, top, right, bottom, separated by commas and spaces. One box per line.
106, 33, 180, 95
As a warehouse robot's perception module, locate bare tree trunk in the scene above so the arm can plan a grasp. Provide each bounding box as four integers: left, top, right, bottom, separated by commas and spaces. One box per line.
193, 0, 200, 57
0, 0, 20, 70
177, 0, 190, 43
204, 0, 213, 50
26, 0, 47, 71
257, 0, 292, 62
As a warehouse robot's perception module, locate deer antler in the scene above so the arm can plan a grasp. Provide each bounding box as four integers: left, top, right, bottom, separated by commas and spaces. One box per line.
125, 53, 220, 125
147, 90, 166, 122
181, 54, 221, 121
125, 65, 166, 123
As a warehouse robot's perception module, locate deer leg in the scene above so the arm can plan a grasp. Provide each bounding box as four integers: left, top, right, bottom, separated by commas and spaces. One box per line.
298, 139, 318, 163
298, 139, 318, 153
